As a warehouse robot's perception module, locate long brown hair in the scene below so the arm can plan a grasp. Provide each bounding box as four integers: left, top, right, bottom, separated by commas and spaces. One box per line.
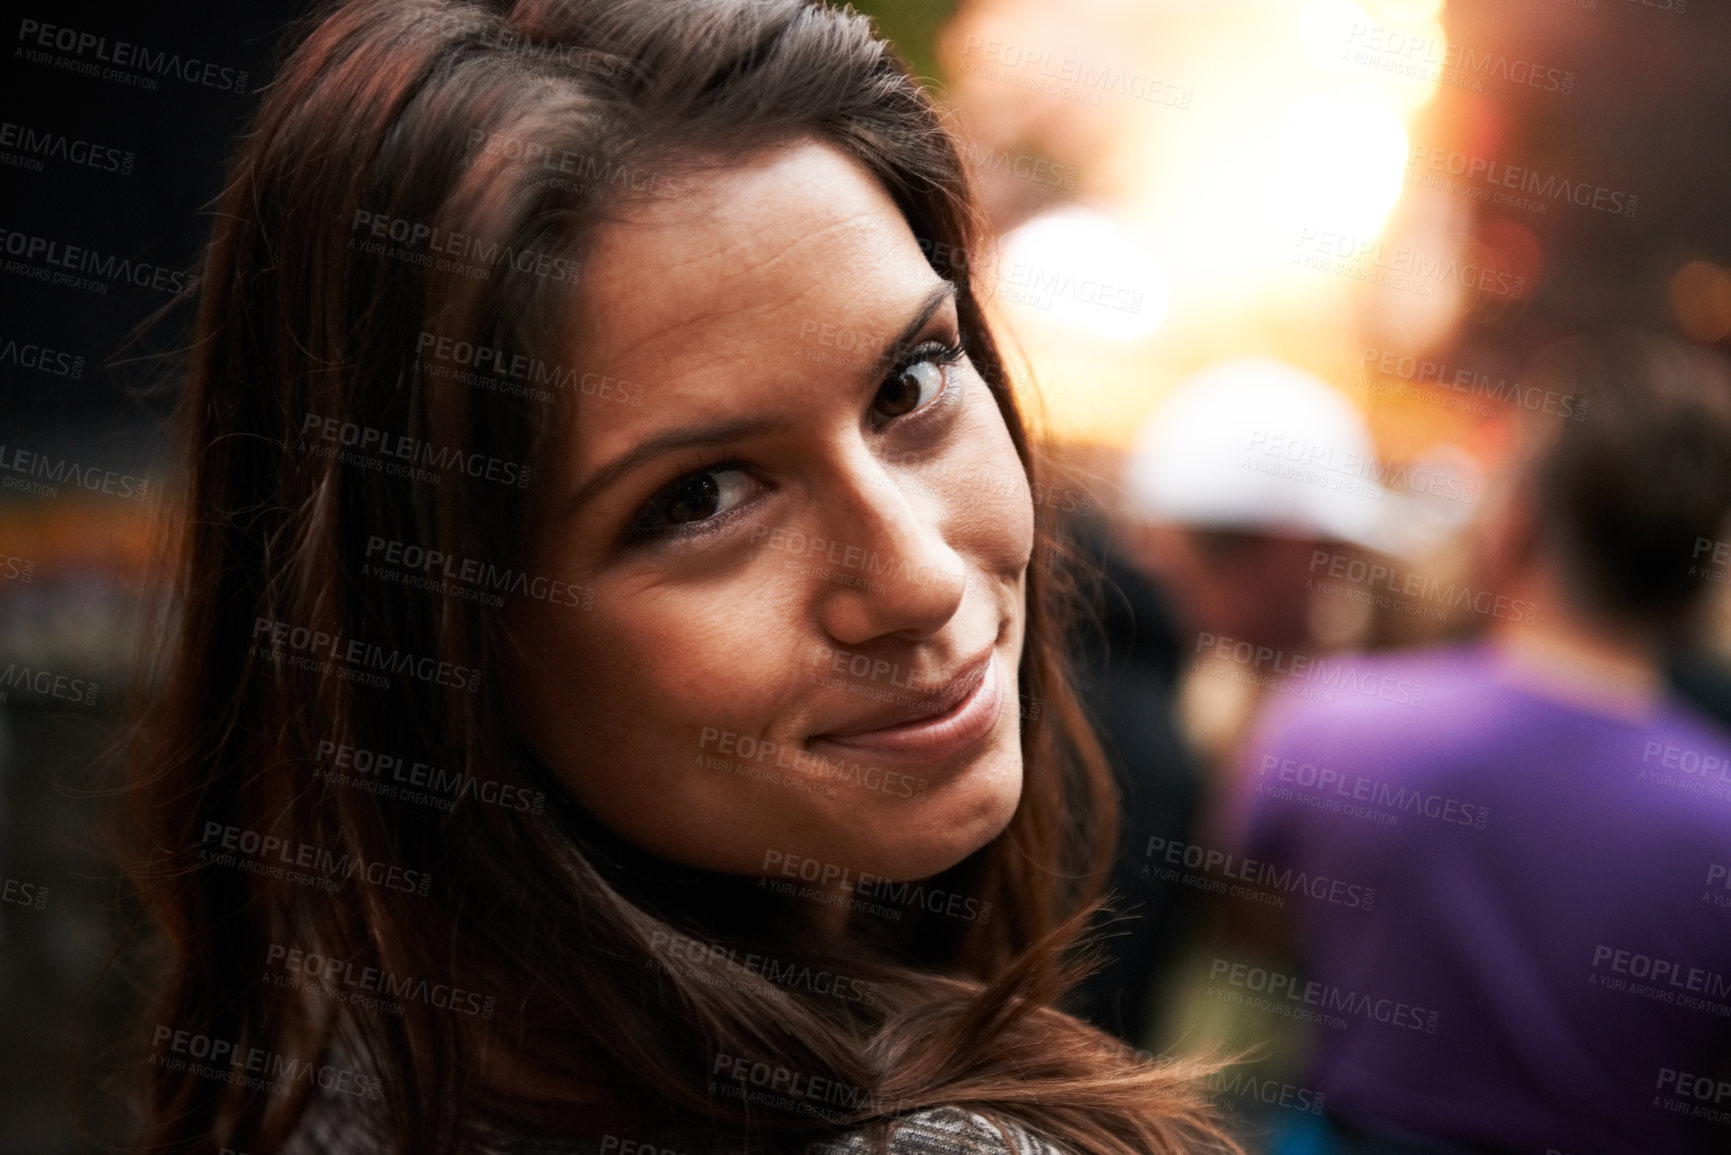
123, 1, 1236, 1152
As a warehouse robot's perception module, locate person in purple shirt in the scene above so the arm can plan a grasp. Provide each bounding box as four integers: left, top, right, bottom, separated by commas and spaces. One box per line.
1236, 332, 1731, 1155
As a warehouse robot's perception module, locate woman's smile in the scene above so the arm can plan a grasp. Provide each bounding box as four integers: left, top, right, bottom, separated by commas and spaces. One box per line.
809, 644, 1006, 762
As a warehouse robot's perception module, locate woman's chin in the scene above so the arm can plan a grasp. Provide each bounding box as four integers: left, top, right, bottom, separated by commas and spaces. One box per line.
848, 745, 1023, 883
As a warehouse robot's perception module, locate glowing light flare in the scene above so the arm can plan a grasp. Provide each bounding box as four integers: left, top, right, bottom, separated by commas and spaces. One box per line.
1358, 15, 1449, 111
1276, 97, 1410, 241
1140, 103, 1292, 297
1371, 0, 1445, 23
932, 0, 1465, 446
994, 207, 1168, 341
1299, 0, 1376, 75
1313, 0, 1448, 114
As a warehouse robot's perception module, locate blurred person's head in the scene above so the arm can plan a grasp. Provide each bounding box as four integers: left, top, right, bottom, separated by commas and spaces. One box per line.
1121, 357, 1387, 652
1130, 526, 1329, 651
122, 2, 1239, 1153
1480, 331, 1731, 653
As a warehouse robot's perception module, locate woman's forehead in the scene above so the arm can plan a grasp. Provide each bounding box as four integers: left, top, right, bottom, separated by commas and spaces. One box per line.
570, 140, 938, 372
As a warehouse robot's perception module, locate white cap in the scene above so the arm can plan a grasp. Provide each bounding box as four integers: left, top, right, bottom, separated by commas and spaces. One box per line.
1124, 356, 1390, 551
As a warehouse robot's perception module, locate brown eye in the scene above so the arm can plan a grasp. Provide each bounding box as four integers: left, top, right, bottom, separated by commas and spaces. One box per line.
871, 359, 946, 421
625, 465, 756, 543
665, 473, 724, 524
663, 468, 751, 525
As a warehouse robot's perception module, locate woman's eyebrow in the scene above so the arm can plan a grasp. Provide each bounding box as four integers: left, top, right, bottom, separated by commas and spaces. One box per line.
865, 279, 957, 376
563, 279, 961, 519
563, 414, 781, 519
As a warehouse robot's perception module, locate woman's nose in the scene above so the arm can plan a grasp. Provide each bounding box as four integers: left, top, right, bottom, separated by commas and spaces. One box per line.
810, 455, 968, 647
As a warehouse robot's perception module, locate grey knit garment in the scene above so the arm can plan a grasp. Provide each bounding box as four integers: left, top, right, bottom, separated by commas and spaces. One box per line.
284, 1098, 1070, 1155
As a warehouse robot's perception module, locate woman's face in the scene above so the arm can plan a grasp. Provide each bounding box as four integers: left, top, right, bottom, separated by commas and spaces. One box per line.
504, 140, 1035, 887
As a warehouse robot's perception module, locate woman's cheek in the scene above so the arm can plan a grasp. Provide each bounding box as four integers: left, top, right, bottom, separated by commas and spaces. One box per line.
945, 395, 1034, 576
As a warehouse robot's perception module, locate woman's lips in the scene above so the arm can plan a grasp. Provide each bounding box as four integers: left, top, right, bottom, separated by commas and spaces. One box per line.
811, 652, 1002, 761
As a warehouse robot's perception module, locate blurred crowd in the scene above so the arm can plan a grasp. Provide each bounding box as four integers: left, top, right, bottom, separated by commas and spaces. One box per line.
1060, 333, 1731, 1153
